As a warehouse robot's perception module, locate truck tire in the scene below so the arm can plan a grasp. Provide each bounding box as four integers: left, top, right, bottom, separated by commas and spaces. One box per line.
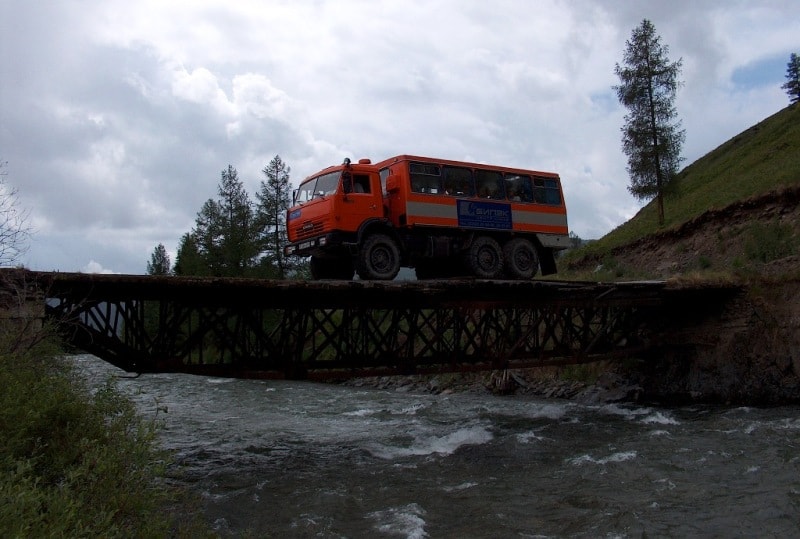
503, 238, 538, 279
310, 255, 354, 280
357, 234, 401, 280
465, 236, 504, 279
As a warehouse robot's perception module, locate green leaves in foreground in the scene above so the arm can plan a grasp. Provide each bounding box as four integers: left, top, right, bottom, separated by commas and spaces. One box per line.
0, 344, 206, 537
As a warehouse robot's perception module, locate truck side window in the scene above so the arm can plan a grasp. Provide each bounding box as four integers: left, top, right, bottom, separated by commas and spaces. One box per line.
410, 162, 442, 194
545, 179, 561, 204
442, 166, 474, 197
380, 168, 390, 195
353, 174, 370, 194
505, 174, 533, 202
475, 170, 505, 199
532, 177, 561, 204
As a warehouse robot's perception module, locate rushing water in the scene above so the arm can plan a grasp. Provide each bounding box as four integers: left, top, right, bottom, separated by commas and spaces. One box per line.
74, 355, 800, 537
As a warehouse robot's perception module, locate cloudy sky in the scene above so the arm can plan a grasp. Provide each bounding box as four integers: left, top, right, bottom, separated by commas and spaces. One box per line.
1, 0, 797, 274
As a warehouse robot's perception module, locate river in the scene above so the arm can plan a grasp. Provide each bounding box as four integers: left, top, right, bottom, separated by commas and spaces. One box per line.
73, 355, 800, 537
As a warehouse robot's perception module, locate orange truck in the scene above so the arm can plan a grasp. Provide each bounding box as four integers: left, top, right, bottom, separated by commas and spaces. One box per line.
284, 155, 569, 280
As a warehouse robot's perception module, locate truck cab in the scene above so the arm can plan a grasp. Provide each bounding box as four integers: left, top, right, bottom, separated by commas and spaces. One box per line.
285, 158, 397, 279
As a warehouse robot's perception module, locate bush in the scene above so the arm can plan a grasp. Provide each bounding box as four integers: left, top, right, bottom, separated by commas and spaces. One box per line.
0, 326, 207, 537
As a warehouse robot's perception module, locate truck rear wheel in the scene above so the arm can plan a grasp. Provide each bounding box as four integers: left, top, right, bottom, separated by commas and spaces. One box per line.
357, 234, 401, 280
310, 255, 354, 280
503, 238, 538, 279
465, 236, 504, 279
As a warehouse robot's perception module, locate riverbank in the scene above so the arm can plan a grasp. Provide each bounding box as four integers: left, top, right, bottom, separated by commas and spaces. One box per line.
341, 362, 645, 405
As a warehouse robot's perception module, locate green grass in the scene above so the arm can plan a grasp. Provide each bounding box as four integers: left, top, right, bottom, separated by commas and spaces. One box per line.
574, 103, 800, 259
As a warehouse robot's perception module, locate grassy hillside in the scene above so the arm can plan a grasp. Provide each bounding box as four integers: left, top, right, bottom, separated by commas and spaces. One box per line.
577, 103, 800, 259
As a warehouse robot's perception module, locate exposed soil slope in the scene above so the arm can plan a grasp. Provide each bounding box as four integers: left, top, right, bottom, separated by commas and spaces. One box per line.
568, 185, 800, 279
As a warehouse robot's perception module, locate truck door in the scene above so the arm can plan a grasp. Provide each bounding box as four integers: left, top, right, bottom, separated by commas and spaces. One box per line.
341, 172, 383, 229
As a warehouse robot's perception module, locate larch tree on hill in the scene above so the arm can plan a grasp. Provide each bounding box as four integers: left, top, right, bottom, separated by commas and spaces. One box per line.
782, 52, 800, 104
614, 19, 685, 226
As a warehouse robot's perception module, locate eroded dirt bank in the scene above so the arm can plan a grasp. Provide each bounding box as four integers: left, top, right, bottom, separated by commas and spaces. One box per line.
571, 185, 800, 279
630, 279, 800, 404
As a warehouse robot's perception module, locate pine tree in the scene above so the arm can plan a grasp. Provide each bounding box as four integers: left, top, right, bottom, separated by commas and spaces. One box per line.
146, 243, 171, 275
782, 53, 800, 104
215, 165, 260, 276
173, 233, 205, 276
614, 19, 685, 226
185, 165, 260, 277
256, 155, 295, 279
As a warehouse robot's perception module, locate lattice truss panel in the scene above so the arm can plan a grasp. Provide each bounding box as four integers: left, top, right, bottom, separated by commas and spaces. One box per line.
48, 296, 651, 376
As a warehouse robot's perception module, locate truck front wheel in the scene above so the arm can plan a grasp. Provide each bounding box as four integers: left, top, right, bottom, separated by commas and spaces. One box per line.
357, 234, 401, 280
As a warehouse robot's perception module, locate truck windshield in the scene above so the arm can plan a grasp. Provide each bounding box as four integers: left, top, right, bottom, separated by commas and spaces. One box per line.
295, 171, 341, 204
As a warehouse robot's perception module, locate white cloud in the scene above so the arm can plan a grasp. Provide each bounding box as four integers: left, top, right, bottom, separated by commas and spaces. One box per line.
82, 260, 117, 274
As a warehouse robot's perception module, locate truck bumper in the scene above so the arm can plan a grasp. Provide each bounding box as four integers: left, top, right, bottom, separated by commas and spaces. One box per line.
284, 232, 356, 257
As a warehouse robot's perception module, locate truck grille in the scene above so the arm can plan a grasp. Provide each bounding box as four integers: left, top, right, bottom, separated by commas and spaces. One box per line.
295, 220, 325, 241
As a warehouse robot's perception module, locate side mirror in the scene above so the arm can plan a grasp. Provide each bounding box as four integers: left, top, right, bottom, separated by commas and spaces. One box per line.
386, 176, 399, 193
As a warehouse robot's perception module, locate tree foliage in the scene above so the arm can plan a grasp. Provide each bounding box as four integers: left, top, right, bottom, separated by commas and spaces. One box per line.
146, 243, 171, 275
256, 155, 295, 279
782, 52, 800, 104
614, 19, 685, 225
181, 165, 261, 277
170, 158, 301, 279
173, 233, 204, 276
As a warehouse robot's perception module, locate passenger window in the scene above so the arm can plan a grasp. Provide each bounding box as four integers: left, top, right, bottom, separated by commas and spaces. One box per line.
533, 177, 546, 203
545, 179, 562, 204
442, 166, 474, 197
533, 177, 561, 205
475, 170, 505, 199
504, 174, 533, 202
410, 162, 442, 194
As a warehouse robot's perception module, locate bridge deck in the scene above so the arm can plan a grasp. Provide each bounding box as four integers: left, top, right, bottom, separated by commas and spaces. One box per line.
1, 269, 741, 379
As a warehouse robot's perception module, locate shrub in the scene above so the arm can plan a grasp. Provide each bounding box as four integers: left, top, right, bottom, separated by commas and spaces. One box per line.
0, 325, 207, 537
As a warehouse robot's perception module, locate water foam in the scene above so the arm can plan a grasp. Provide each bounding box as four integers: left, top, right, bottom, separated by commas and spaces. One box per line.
640, 411, 680, 425
568, 450, 638, 466
368, 426, 494, 460
343, 408, 378, 417
368, 503, 428, 538
517, 430, 546, 444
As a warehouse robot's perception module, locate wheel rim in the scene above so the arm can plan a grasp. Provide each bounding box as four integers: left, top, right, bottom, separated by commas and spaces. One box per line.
514, 248, 532, 272
371, 246, 394, 272
478, 246, 499, 272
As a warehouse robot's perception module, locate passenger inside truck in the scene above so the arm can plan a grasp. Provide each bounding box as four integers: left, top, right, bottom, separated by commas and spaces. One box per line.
353, 174, 370, 193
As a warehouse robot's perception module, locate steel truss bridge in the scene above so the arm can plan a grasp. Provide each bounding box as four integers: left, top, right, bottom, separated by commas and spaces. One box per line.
1, 269, 740, 380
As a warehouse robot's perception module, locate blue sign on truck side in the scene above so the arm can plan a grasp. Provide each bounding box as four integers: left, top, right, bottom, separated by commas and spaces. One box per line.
457, 199, 513, 230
